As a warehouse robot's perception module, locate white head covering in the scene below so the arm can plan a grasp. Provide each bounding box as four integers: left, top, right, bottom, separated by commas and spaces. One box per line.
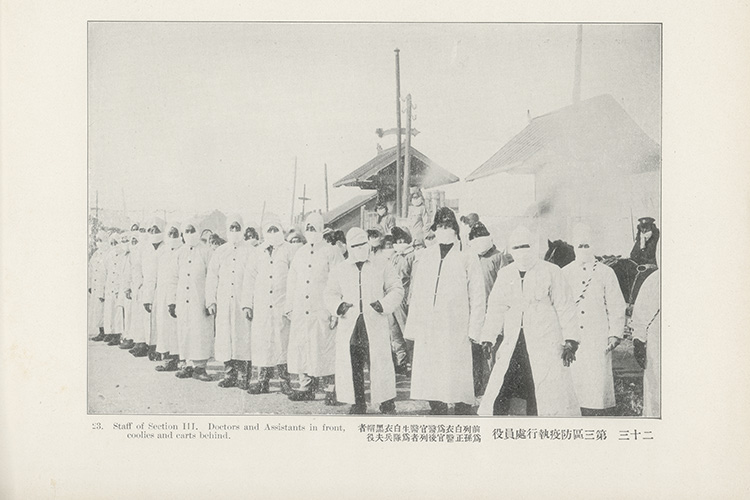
226, 213, 244, 232
346, 227, 370, 263
262, 213, 283, 233
508, 225, 538, 271
571, 223, 593, 248
508, 225, 534, 249
305, 212, 324, 233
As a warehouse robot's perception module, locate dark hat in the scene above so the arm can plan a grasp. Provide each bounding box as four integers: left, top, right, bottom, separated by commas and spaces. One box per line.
391, 226, 412, 244
638, 216, 656, 224
430, 207, 460, 235
468, 221, 491, 241
459, 213, 480, 228
367, 228, 382, 239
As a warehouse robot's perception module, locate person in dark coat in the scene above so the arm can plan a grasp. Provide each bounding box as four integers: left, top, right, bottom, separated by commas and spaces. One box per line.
630, 217, 659, 266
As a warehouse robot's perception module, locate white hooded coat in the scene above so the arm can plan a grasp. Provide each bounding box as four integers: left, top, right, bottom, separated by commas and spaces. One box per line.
241, 216, 293, 367
115, 233, 135, 337
124, 233, 147, 343
285, 213, 344, 376
205, 215, 253, 362
101, 233, 127, 335
172, 220, 214, 361
562, 225, 626, 409
87, 231, 109, 336
632, 270, 660, 417
478, 256, 581, 416
140, 217, 166, 345
325, 242, 404, 405
404, 238, 486, 404
146, 223, 181, 354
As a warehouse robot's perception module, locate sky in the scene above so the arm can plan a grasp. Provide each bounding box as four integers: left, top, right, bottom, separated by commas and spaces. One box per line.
88, 22, 661, 225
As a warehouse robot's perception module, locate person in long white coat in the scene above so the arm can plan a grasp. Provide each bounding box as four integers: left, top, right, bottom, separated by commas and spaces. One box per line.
631, 270, 660, 417
147, 222, 182, 371
562, 224, 627, 415
206, 214, 253, 389
99, 232, 128, 346
242, 215, 294, 395
140, 217, 166, 359
88, 230, 109, 341
404, 207, 486, 415
285, 212, 344, 402
171, 219, 214, 382
122, 230, 147, 354
325, 227, 404, 414
113, 231, 136, 349
478, 226, 581, 417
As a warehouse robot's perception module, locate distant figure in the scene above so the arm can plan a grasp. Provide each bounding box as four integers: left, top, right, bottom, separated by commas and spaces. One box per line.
630, 217, 659, 266
631, 270, 660, 417
375, 202, 396, 238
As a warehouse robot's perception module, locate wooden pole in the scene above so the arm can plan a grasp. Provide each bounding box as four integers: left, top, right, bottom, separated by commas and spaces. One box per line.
572, 25, 583, 104
260, 200, 266, 230
324, 163, 330, 212
402, 94, 412, 218
394, 49, 403, 216
290, 156, 298, 226
300, 184, 308, 217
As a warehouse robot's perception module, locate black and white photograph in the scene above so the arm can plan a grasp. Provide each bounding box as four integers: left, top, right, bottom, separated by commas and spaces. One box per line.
87, 22, 662, 417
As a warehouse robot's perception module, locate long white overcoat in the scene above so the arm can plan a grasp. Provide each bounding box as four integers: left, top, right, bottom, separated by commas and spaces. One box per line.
206, 242, 253, 362
285, 241, 343, 376
241, 242, 293, 367
325, 258, 404, 405
404, 244, 486, 405
169, 242, 214, 360
140, 242, 165, 345
115, 249, 134, 336
87, 248, 107, 336
632, 270, 660, 417
478, 260, 581, 416
124, 243, 147, 343
101, 249, 127, 335
562, 259, 626, 409
144, 244, 180, 354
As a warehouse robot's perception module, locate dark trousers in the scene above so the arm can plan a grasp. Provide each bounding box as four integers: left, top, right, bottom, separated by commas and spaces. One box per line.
493, 330, 538, 416
472, 342, 490, 396
351, 344, 369, 405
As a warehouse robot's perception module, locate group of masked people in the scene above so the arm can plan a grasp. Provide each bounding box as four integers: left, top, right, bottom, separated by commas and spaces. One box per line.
88, 206, 660, 417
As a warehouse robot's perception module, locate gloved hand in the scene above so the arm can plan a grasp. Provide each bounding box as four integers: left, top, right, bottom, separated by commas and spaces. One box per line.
370, 301, 383, 313
633, 338, 647, 369
144, 303, 152, 313
125, 289, 132, 300
88, 287, 92, 294
562, 340, 579, 367
243, 307, 253, 321
99, 297, 105, 303
482, 341, 493, 360
168, 304, 177, 318
337, 302, 353, 316
207, 303, 216, 316
605, 336, 621, 354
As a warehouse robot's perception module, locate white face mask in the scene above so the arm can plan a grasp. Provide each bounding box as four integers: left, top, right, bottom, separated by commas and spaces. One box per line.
184, 232, 200, 247
120, 239, 130, 251
305, 231, 323, 245
470, 236, 494, 256
150, 233, 164, 245
167, 236, 181, 249
350, 245, 370, 263
576, 245, 595, 263
227, 231, 243, 245
393, 243, 410, 254
512, 248, 537, 271
369, 238, 382, 249
435, 228, 455, 245
266, 231, 284, 248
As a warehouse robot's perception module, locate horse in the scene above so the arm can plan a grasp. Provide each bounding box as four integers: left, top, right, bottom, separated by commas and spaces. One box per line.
544, 239, 576, 268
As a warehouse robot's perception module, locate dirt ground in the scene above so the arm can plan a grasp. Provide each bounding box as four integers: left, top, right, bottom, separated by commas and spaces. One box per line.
88, 338, 643, 416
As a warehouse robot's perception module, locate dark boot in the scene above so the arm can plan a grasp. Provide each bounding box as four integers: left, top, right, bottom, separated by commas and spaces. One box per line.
324, 390, 340, 406
129, 343, 149, 357
106, 334, 122, 346
288, 390, 315, 402
379, 399, 396, 414
147, 345, 158, 361
175, 365, 193, 379
155, 355, 178, 372
236, 361, 251, 391
276, 364, 293, 395
218, 361, 238, 388
428, 401, 449, 415
247, 380, 270, 395
454, 402, 474, 415
91, 328, 106, 342
348, 403, 367, 414
102, 334, 114, 343
119, 338, 135, 350
192, 367, 213, 382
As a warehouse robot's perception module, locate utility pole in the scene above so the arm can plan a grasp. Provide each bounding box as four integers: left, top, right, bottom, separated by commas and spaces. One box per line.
394, 48, 403, 216
290, 156, 298, 226
324, 163, 330, 212
402, 94, 414, 217
572, 25, 583, 104
298, 184, 310, 219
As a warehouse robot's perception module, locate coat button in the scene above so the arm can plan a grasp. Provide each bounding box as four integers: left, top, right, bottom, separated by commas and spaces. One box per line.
187, 273, 190, 277
306, 280, 310, 284
308, 265, 312, 268
579, 325, 584, 329
270, 290, 273, 294
270, 305, 273, 309
580, 310, 584, 314
188, 260, 192, 264
269, 275, 273, 279
270, 261, 273, 264
305, 295, 309, 299
581, 281, 586, 284
306, 311, 309, 315
187, 300, 190, 303
187, 286, 190, 290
